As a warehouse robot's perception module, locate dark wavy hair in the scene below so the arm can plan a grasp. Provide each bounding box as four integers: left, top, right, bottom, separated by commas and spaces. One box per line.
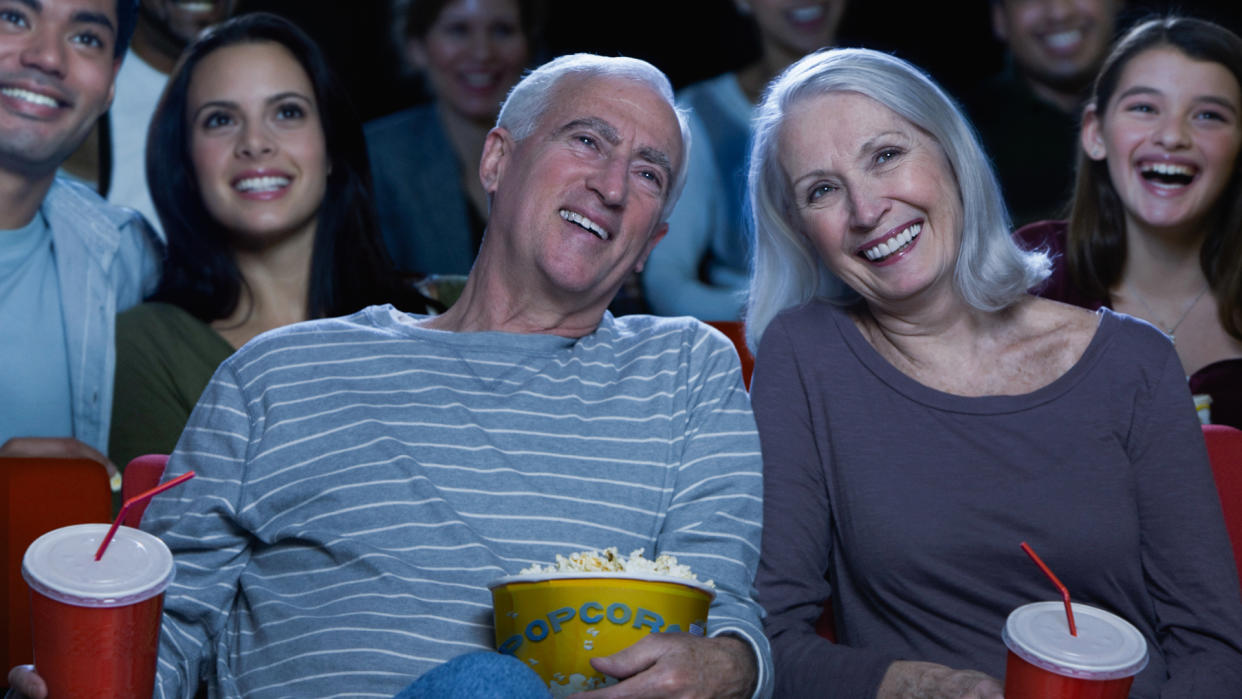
115, 0, 138, 58
1066, 16, 1242, 338
146, 12, 434, 322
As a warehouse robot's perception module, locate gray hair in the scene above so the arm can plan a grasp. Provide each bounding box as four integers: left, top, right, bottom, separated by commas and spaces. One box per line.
745, 48, 1050, 350
496, 53, 693, 222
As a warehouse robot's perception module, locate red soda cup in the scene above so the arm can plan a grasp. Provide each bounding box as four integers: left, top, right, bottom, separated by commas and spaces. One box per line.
22, 523, 174, 699
1002, 601, 1148, 699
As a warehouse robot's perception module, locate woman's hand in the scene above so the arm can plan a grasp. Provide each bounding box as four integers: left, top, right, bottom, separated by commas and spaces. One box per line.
878, 660, 1003, 699
6, 665, 46, 698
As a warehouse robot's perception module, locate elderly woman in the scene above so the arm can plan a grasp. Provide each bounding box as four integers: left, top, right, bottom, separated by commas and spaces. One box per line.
746, 48, 1242, 698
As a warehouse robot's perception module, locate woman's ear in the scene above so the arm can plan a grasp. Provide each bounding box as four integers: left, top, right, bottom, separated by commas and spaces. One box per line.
1081, 103, 1107, 161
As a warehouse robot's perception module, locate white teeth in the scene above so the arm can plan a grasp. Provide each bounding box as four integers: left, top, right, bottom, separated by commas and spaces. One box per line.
1142, 162, 1195, 176
788, 5, 825, 22
175, 1, 215, 10
2, 87, 58, 108
862, 222, 921, 262
560, 209, 609, 240
1045, 29, 1083, 49
235, 176, 290, 192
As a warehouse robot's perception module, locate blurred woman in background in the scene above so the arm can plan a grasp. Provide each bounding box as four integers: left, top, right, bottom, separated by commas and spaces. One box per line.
365, 0, 541, 278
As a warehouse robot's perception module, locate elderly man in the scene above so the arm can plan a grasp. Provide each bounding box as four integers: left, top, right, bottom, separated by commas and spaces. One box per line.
0, 0, 160, 470
10, 53, 770, 699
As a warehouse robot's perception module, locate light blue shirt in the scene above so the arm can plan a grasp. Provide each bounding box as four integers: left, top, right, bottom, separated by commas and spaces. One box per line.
0, 210, 73, 441
2, 178, 163, 452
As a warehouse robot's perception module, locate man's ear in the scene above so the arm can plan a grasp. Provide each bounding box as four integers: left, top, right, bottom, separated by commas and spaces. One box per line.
405, 38, 428, 72
990, 2, 1008, 43
633, 222, 669, 274
479, 127, 513, 196
1080, 103, 1107, 161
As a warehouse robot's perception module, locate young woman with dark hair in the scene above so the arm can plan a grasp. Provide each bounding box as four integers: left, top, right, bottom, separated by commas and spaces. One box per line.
109, 12, 436, 468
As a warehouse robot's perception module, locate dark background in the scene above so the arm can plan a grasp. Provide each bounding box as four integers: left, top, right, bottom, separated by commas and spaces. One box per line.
236, 0, 1242, 123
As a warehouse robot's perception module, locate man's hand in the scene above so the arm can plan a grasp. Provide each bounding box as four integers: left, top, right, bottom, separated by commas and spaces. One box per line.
0, 437, 119, 487
878, 660, 1003, 699
584, 633, 757, 698
7, 665, 46, 699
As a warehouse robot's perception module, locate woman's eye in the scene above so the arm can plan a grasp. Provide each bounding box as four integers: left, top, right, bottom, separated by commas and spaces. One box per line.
276, 103, 305, 120
1125, 102, 1156, 114
875, 148, 901, 164
202, 112, 233, 129
490, 21, 517, 39
1194, 109, 1229, 123
808, 183, 836, 202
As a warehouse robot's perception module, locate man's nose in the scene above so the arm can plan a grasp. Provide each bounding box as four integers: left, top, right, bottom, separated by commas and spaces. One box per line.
20, 29, 67, 79
587, 155, 628, 207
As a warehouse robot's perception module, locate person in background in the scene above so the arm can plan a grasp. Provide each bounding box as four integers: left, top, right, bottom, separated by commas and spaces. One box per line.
641, 0, 847, 320
0, 0, 160, 480
968, 0, 1123, 225
365, 0, 540, 278
1017, 16, 1242, 429
746, 47, 1242, 698
107, 13, 437, 470
9, 51, 772, 699
61, 0, 236, 237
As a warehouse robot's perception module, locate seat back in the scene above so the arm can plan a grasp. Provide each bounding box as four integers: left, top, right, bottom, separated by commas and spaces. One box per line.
1204, 425, 1242, 584
1, 457, 111, 675
121, 454, 170, 528
705, 321, 754, 389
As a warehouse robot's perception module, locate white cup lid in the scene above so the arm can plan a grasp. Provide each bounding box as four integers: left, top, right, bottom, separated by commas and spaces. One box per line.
1003, 601, 1149, 680
22, 524, 174, 608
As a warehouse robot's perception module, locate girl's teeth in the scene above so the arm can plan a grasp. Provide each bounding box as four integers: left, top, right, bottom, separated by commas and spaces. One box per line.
236, 176, 290, 192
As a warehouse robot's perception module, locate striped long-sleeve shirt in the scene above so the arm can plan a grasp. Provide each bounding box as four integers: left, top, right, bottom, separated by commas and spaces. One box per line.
142, 306, 772, 698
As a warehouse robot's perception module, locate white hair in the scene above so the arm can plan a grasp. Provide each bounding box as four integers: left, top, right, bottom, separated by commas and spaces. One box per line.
745, 48, 1050, 350
496, 53, 693, 221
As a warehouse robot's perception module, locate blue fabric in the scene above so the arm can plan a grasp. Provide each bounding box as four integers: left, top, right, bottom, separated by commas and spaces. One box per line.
393, 652, 550, 699
143, 308, 773, 698
0, 211, 73, 441
642, 74, 753, 320
43, 178, 162, 452
364, 104, 479, 276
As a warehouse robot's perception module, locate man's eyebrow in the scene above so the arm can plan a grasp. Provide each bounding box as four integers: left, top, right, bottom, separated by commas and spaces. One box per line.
68, 2, 117, 36
637, 145, 673, 181
556, 117, 620, 146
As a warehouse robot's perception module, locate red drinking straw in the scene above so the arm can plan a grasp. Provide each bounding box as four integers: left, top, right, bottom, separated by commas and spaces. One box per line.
1020, 541, 1077, 636
94, 471, 195, 561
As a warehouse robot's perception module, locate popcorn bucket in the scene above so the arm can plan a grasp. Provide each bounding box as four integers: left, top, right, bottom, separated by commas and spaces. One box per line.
488, 572, 714, 696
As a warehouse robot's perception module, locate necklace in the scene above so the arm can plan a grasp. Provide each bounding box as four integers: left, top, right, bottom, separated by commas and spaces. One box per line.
1122, 283, 1210, 344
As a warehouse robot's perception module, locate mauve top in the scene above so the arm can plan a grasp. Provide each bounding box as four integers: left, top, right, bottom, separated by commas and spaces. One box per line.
752, 300, 1242, 698
1015, 220, 1241, 430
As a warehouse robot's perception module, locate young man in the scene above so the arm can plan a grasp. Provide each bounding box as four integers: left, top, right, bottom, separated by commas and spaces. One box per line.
11, 54, 771, 699
969, 0, 1124, 224
0, 0, 160, 472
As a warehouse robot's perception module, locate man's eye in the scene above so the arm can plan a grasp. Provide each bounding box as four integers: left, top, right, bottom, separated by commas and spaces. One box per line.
638, 169, 663, 189
0, 9, 29, 28
576, 135, 597, 149
71, 32, 104, 49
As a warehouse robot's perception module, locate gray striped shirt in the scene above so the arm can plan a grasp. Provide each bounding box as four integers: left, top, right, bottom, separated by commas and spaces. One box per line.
144, 306, 771, 698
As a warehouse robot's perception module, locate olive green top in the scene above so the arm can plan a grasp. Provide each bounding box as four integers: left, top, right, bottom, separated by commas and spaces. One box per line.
110, 302, 235, 471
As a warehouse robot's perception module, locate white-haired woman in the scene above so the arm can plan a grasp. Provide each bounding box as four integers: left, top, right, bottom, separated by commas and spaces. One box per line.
747, 48, 1242, 698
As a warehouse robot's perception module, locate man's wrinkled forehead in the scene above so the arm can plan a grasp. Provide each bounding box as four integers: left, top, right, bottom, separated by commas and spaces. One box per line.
544, 74, 682, 170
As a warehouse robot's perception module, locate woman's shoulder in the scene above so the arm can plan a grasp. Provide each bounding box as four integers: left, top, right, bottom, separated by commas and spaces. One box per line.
118, 302, 206, 335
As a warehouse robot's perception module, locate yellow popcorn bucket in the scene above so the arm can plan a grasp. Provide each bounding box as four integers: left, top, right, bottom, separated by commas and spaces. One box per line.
488, 572, 714, 695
